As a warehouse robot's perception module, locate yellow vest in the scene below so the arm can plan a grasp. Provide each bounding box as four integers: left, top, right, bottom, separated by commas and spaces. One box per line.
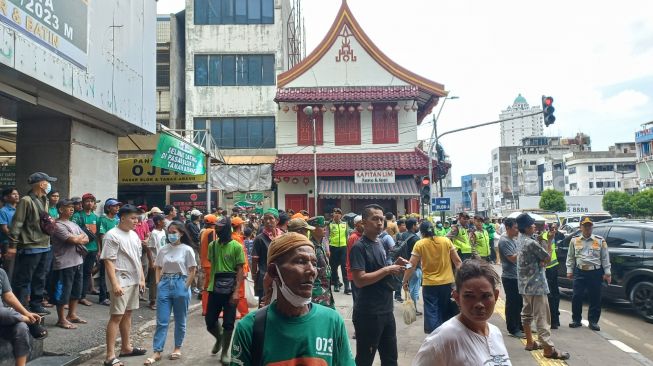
453, 227, 472, 254
328, 221, 348, 247
543, 232, 559, 268
475, 230, 490, 257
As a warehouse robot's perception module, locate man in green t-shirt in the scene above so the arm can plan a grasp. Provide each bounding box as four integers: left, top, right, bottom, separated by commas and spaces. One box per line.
73, 193, 100, 306
96, 198, 120, 306
231, 232, 354, 366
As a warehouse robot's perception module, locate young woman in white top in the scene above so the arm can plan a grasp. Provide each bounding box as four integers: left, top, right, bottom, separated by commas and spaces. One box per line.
413, 259, 511, 366
144, 221, 197, 365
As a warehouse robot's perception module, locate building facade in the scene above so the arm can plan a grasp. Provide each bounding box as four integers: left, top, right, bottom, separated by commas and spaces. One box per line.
636, 122, 653, 189
500, 94, 544, 147
564, 148, 638, 196
461, 174, 489, 213
272, 1, 447, 216
491, 146, 520, 214
156, 14, 186, 129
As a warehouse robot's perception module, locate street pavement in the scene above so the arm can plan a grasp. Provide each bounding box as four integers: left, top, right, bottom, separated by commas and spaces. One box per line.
78, 270, 653, 366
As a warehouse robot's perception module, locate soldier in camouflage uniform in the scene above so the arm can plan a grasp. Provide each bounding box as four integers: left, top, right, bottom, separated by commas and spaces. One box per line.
307, 216, 335, 309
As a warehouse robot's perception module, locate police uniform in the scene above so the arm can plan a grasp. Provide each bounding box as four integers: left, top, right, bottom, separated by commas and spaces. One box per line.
565, 218, 611, 329
327, 209, 349, 292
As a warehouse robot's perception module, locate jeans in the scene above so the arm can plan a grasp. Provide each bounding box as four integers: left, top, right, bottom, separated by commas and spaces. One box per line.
502, 277, 523, 335
545, 266, 560, 326
80, 251, 97, 300
13, 251, 49, 308
329, 246, 348, 289
572, 268, 603, 323
423, 284, 452, 334
98, 258, 108, 303
408, 268, 422, 306
489, 238, 497, 262
352, 311, 397, 366
153, 275, 191, 352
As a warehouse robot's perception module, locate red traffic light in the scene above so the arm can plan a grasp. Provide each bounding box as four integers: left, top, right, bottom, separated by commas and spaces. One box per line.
422, 176, 430, 186
544, 97, 553, 106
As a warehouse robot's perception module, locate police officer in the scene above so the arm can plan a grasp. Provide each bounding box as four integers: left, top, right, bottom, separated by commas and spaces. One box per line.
447, 213, 473, 260
434, 222, 447, 237
327, 208, 349, 293
566, 217, 611, 331
545, 223, 565, 329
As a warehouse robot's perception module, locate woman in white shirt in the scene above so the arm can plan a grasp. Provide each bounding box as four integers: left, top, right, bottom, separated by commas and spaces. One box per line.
413, 259, 511, 366
144, 221, 197, 365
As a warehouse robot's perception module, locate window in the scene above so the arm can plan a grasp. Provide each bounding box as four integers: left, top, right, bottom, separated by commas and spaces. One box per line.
297, 105, 323, 146
195, 0, 274, 24
606, 227, 642, 249
596, 181, 616, 188
156, 65, 170, 87
372, 103, 398, 144
568, 167, 576, 174
570, 183, 577, 190
334, 105, 361, 145
595, 164, 614, 172
588, 165, 593, 172
645, 231, 653, 249
589, 182, 594, 188
194, 54, 275, 86
200, 117, 275, 149
616, 164, 636, 172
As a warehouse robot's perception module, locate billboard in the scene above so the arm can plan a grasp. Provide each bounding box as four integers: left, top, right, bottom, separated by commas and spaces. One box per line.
118, 158, 206, 185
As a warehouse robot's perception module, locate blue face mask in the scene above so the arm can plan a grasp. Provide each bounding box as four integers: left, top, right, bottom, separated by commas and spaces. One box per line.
167, 233, 180, 244
45, 182, 52, 195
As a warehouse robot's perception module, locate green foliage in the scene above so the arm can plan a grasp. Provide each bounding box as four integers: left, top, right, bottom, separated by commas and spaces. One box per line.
631, 189, 653, 217
539, 189, 566, 212
602, 191, 633, 217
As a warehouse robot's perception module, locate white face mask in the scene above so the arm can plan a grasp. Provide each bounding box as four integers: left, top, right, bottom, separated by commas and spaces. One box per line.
271, 265, 312, 308
45, 182, 52, 195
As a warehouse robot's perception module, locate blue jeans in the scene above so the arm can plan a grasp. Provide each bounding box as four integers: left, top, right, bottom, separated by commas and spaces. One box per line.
423, 284, 452, 334
408, 268, 422, 306
153, 275, 191, 352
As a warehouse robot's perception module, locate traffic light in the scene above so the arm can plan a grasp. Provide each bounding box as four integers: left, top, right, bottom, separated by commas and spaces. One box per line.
436, 144, 445, 162
420, 176, 431, 204
542, 96, 555, 127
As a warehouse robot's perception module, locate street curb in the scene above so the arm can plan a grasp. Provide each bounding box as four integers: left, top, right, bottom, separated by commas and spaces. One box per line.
71, 302, 202, 365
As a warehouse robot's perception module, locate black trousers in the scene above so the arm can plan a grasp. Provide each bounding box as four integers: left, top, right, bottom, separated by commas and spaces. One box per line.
205, 292, 237, 332
352, 311, 397, 366
329, 246, 348, 289
13, 251, 49, 308
572, 268, 603, 323
98, 258, 108, 303
80, 251, 97, 300
489, 238, 497, 262
545, 266, 560, 326
502, 277, 523, 335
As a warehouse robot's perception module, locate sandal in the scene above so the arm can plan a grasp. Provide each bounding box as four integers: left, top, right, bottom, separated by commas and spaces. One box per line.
144, 356, 161, 365
67, 317, 88, 324
27, 322, 48, 339
544, 348, 571, 360
103, 358, 124, 366
169, 352, 181, 360
524, 341, 542, 351
119, 347, 147, 357
56, 322, 77, 329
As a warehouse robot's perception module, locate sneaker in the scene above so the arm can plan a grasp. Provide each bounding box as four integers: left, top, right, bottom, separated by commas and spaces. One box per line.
589, 322, 601, 331
30, 306, 51, 316
344, 289, 352, 295
568, 322, 582, 328
100, 299, 111, 306
394, 297, 404, 303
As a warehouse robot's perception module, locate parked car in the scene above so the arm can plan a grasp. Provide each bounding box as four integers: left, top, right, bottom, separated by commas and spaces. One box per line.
556, 220, 653, 323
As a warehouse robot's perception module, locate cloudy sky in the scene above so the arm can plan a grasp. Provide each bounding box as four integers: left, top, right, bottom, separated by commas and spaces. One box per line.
157, 0, 653, 185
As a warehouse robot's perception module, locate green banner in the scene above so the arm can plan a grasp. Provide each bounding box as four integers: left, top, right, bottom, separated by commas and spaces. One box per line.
233, 192, 265, 202
152, 134, 206, 175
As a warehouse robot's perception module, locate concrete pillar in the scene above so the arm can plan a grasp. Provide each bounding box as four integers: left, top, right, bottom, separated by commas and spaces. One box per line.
16, 119, 118, 202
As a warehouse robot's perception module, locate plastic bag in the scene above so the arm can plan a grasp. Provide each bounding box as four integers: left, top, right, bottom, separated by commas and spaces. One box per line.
402, 290, 417, 325
245, 273, 258, 307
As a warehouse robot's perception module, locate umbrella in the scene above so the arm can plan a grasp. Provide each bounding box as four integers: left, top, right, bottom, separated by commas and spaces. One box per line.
507, 211, 547, 223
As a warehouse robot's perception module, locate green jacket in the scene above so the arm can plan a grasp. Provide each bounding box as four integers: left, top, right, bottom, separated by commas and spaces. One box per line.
10, 192, 50, 249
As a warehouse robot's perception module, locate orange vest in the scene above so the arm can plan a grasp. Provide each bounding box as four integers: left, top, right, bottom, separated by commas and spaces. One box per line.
199, 228, 215, 269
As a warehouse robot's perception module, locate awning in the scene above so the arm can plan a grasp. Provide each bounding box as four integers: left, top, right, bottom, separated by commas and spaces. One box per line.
318, 178, 418, 199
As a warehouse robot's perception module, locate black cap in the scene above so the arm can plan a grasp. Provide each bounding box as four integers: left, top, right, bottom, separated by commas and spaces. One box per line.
56, 198, 74, 209
70, 196, 82, 204
28, 172, 57, 185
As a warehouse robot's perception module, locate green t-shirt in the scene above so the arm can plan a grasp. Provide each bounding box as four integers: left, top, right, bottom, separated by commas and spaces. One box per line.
97, 214, 118, 251
207, 239, 245, 292
48, 207, 59, 219
72, 211, 99, 252
230, 302, 355, 366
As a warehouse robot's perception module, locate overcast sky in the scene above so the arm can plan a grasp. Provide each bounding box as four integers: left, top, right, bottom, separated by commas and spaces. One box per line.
157, 0, 653, 185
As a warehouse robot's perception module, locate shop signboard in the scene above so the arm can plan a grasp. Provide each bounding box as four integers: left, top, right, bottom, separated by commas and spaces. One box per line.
167, 190, 219, 213
152, 134, 206, 176
0, 165, 16, 187
233, 192, 265, 203
354, 170, 395, 184
118, 158, 205, 185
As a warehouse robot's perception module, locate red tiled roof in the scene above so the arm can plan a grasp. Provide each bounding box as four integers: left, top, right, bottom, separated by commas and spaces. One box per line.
274, 86, 420, 103
274, 149, 450, 178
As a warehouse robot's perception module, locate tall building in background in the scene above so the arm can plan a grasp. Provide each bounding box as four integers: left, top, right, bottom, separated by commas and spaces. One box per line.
500, 94, 544, 147
564, 143, 637, 196
156, 14, 186, 129
636, 121, 653, 190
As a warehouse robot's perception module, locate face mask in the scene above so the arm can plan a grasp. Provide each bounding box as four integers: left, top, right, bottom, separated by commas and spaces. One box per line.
270, 265, 312, 308
168, 233, 180, 244
45, 182, 52, 195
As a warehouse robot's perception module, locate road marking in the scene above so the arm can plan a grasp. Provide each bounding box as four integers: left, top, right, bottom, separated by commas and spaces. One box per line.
602, 318, 617, 327
616, 327, 641, 340
644, 343, 653, 352
610, 340, 638, 353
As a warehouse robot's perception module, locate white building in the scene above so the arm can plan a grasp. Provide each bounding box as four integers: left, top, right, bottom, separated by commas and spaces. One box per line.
564, 146, 637, 196
500, 94, 544, 147
491, 146, 520, 214
184, 0, 298, 208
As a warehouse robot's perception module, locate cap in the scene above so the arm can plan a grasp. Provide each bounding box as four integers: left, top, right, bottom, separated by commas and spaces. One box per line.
136, 205, 148, 212
190, 209, 202, 217
231, 217, 245, 227
27, 172, 57, 185
148, 207, 163, 215
105, 198, 121, 207
70, 196, 82, 204
332, 207, 342, 214
287, 218, 315, 232
81, 193, 99, 202
56, 198, 74, 208
307, 216, 325, 228
581, 217, 593, 226
353, 215, 362, 224
204, 214, 218, 224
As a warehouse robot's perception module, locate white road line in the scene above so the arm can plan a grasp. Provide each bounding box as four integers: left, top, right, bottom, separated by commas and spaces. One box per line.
644, 343, 653, 352
616, 328, 641, 340
602, 318, 617, 327
609, 340, 638, 354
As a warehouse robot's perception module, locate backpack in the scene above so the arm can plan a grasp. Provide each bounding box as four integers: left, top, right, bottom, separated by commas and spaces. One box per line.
390, 232, 417, 261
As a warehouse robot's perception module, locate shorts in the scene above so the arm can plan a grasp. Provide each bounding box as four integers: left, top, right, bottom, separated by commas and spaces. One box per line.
50, 265, 83, 305
109, 284, 140, 315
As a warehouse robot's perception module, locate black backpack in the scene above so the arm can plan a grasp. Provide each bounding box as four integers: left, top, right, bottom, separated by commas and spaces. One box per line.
390, 232, 417, 261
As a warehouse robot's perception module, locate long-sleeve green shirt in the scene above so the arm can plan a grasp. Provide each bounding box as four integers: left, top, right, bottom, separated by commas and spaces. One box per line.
9, 192, 50, 249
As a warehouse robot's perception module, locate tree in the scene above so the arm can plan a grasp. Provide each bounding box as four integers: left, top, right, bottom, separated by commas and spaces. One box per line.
602, 191, 632, 217
539, 189, 566, 212
631, 190, 653, 218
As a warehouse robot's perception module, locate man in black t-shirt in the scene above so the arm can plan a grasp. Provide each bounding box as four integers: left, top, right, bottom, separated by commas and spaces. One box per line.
349, 204, 407, 366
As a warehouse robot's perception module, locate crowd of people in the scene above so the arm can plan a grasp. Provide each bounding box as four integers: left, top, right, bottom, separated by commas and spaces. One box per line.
0, 171, 615, 366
